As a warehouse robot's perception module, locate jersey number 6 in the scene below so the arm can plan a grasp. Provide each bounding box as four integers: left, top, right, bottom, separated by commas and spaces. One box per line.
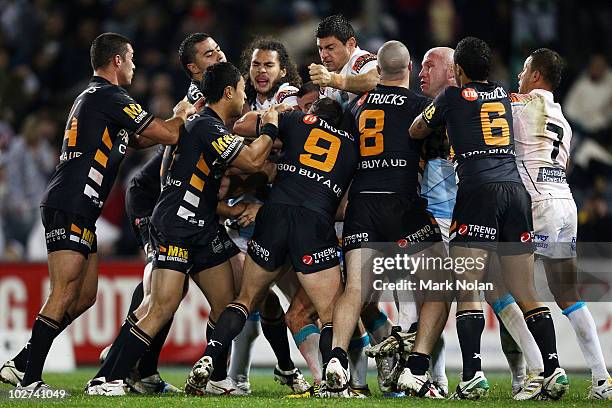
481, 102, 510, 146
299, 128, 341, 172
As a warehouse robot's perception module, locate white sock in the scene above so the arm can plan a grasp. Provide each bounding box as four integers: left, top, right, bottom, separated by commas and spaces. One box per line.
494, 294, 543, 375
348, 333, 369, 388
228, 313, 261, 380
293, 324, 323, 382
564, 302, 610, 382
430, 333, 448, 387
398, 301, 418, 331
500, 323, 527, 390
365, 309, 393, 344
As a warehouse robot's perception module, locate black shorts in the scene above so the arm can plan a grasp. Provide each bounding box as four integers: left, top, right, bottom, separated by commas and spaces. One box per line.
150, 223, 240, 274
449, 182, 534, 254
247, 204, 339, 274
342, 194, 441, 253
41, 207, 97, 256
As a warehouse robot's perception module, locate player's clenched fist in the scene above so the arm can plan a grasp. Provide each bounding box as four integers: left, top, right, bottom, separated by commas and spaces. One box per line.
309, 63, 337, 88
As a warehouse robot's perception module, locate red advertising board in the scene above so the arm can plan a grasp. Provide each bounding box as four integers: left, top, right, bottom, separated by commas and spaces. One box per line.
0, 262, 210, 364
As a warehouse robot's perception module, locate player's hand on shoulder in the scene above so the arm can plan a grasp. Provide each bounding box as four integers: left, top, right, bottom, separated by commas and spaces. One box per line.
173, 99, 196, 121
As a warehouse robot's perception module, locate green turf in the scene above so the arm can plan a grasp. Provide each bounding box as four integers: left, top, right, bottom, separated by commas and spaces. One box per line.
0, 367, 597, 407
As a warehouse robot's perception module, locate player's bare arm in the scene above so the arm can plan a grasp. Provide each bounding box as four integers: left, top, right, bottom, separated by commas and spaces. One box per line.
230, 107, 278, 172
133, 100, 196, 146
309, 63, 379, 93
409, 114, 433, 139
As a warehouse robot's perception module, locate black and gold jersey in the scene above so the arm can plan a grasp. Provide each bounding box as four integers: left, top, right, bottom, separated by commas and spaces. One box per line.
267, 110, 358, 218
186, 79, 204, 104
345, 85, 430, 198
422, 81, 521, 189
151, 107, 243, 240
41, 76, 154, 220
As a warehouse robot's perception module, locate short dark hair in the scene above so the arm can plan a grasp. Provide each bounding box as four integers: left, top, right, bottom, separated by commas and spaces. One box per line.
178, 33, 211, 78
297, 81, 320, 97
201, 62, 242, 104
90, 33, 131, 70
316, 14, 355, 44
529, 48, 564, 91
239, 37, 302, 105
454, 36, 491, 81
311, 98, 343, 127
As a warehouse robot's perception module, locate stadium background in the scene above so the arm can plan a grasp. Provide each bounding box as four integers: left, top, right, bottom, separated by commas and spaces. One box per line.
0, 0, 611, 372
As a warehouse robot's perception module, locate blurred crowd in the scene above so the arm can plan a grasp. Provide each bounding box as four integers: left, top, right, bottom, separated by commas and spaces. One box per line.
0, 0, 610, 260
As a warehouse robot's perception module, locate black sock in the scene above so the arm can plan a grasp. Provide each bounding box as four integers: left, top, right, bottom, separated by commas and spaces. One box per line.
204, 303, 248, 374
408, 321, 418, 334
21, 315, 63, 385
95, 313, 137, 379
406, 352, 431, 375
330, 347, 349, 370
261, 315, 295, 371
205, 319, 230, 382
319, 323, 333, 365
137, 315, 173, 378
128, 282, 145, 315
524, 307, 560, 377
13, 314, 71, 372
456, 310, 484, 381
108, 325, 152, 381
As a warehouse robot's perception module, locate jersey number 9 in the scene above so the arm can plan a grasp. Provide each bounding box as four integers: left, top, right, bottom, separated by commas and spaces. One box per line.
481, 102, 510, 146
299, 129, 341, 172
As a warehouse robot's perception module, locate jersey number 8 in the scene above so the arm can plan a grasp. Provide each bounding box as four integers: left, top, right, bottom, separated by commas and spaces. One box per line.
299, 129, 341, 172
359, 110, 385, 156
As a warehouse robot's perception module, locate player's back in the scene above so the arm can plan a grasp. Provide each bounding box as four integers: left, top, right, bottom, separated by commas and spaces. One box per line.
346, 84, 429, 197
42, 76, 153, 220
511, 89, 573, 200
267, 110, 358, 218
425, 82, 522, 190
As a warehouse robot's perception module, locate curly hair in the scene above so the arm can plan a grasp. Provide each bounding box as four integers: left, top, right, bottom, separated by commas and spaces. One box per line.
239, 38, 302, 106
454, 36, 491, 81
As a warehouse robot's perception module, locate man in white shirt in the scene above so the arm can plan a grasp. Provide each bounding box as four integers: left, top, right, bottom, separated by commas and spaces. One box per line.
513, 48, 611, 400
309, 14, 379, 109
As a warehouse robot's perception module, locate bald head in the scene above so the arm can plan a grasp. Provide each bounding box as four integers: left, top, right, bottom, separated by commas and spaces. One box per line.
419, 47, 456, 97
377, 40, 411, 81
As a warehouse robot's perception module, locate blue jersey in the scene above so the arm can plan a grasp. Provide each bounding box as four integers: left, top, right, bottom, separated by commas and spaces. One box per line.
421, 158, 457, 219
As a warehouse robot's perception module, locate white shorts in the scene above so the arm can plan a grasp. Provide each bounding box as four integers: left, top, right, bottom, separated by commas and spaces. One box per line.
532, 198, 577, 259
227, 227, 249, 253
434, 217, 451, 255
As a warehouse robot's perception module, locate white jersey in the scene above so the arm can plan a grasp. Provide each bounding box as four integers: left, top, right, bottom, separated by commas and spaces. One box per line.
251, 82, 299, 111
321, 47, 377, 108
511, 89, 573, 202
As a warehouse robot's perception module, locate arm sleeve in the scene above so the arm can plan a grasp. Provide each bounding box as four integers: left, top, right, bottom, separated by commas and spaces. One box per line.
107, 91, 155, 134
422, 89, 449, 129
350, 53, 377, 75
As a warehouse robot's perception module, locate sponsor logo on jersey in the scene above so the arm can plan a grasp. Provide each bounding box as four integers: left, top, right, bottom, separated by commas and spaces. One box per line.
520, 231, 533, 243
352, 53, 377, 73
248, 239, 270, 261
461, 88, 478, 101
276, 89, 297, 104
303, 114, 318, 124
157, 244, 189, 263
302, 247, 338, 266
534, 233, 549, 249
456, 223, 497, 240
344, 232, 369, 246
45, 228, 67, 244
537, 167, 567, 184
212, 134, 241, 160
397, 239, 408, 248
123, 103, 149, 123
357, 93, 368, 106
69, 223, 95, 249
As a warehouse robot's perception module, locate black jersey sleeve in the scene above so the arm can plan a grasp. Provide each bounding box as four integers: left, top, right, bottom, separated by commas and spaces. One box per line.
198, 120, 245, 164
106, 91, 155, 134
422, 88, 450, 129
278, 110, 304, 142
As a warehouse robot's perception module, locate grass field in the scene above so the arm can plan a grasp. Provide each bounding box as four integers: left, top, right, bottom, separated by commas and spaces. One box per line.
0, 368, 598, 407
